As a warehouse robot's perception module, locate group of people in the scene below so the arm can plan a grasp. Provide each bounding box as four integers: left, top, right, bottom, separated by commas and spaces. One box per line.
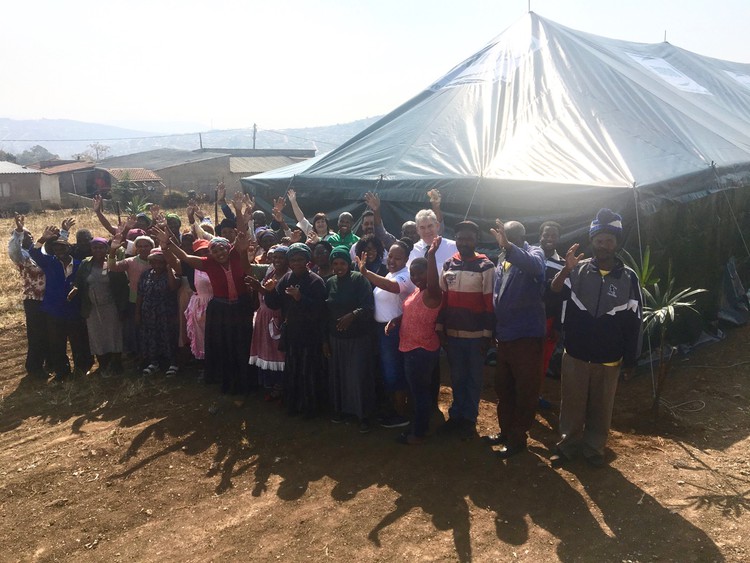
9, 184, 642, 465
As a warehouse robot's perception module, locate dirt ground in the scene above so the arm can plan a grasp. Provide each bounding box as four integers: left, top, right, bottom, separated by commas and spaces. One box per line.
1, 320, 748, 563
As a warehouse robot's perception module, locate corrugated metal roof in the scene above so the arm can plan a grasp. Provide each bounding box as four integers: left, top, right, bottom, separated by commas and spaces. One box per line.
106, 168, 164, 182
229, 156, 307, 174
100, 149, 228, 170
0, 161, 42, 175
41, 161, 96, 175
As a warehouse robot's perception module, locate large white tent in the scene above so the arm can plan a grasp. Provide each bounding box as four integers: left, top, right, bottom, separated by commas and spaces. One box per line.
243, 12, 750, 246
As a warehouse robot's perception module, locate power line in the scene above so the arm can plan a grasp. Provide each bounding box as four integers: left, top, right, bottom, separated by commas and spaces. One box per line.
0, 123, 342, 148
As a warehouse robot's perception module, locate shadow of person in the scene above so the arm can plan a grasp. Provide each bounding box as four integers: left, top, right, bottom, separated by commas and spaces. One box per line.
566, 461, 724, 561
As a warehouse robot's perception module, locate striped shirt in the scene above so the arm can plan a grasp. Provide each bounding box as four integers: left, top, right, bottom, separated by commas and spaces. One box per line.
437, 252, 496, 339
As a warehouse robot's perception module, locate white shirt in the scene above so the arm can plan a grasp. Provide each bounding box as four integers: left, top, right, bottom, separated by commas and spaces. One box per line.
407, 237, 457, 270
373, 266, 415, 323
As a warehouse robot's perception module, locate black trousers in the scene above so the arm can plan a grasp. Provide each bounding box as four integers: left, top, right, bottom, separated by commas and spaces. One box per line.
46, 315, 92, 377
24, 299, 48, 376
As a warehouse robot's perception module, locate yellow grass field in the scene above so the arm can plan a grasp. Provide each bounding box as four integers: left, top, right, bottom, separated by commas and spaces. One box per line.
0, 208, 189, 329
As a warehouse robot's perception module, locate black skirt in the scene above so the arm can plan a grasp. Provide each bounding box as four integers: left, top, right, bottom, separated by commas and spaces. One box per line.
204, 295, 254, 395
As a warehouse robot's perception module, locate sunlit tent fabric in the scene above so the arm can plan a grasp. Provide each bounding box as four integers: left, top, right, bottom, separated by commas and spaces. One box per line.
243, 12, 750, 245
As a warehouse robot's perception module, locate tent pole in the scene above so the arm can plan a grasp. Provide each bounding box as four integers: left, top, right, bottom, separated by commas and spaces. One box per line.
633, 185, 656, 398
463, 176, 483, 221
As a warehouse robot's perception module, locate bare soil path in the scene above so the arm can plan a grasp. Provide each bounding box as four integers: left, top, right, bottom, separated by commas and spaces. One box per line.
1, 322, 748, 562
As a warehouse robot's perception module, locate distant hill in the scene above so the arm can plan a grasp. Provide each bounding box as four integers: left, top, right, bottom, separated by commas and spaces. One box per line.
0, 117, 381, 160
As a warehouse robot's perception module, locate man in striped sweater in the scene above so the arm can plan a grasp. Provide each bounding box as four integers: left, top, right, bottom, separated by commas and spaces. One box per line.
437, 221, 496, 440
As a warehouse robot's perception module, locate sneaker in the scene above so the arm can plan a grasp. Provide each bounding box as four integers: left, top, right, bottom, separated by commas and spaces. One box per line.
358, 419, 372, 434
380, 415, 410, 429
165, 365, 179, 378
331, 413, 346, 424
142, 363, 159, 377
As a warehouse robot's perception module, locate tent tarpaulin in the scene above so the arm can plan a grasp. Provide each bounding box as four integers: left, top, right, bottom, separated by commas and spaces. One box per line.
242, 12, 750, 242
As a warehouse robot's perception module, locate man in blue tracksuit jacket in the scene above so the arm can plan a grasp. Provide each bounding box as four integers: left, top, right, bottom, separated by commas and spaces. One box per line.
549, 209, 642, 468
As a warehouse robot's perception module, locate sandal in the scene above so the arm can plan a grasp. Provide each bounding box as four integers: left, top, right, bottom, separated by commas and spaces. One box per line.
142, 363, 159, 376
165, 365, 179, 377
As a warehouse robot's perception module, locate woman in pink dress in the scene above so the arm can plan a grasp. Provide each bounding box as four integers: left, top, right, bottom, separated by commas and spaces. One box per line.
247, 245, 289, 401
184, 239, 213, 363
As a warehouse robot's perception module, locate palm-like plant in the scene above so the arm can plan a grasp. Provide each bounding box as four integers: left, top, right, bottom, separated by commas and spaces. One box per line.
123, 194, 152, 215
642, 264, 706, 417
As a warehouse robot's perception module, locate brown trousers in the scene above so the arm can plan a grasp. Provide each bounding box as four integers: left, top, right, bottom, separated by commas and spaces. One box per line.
557, 352, 620, 459
494, 337, 545, 448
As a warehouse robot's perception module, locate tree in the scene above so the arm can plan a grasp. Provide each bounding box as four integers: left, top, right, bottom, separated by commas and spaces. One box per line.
0, 149, 17, 163
17, 145, 59, 165
73, 142, 110, 162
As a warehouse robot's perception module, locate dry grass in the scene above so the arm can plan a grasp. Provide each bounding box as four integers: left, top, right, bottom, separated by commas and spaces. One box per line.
0, 208, 189, 330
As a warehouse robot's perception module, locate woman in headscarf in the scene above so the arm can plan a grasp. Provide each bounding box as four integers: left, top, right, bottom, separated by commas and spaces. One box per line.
325, 245, 375, 433
155, 227, 256, 399
68, 237, 129, 377
183, 239, 213, 371
254, 228, 278, 265
175, 229, 197, 364
357, 238, 415, 428
136, 248, 180, 376
247, 245, 290, 401
108, 231, 156, 357
311, 240, 334, 280
264, 243, 327, 417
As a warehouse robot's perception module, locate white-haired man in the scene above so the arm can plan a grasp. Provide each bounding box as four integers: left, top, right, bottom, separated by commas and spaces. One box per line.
407, 209, 456, 268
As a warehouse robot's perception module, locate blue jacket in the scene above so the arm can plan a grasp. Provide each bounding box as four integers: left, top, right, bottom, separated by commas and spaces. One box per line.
493, 242, 546, 341
561, 258, 643, 367
28, 247, 81, 319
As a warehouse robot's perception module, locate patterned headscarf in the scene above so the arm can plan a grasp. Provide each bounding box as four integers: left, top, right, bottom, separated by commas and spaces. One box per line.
133, 235, 155, 248
209, 236, 231, 250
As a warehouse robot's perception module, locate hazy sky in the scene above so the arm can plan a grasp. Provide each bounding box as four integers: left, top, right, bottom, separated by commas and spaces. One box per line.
4, 0, 750, 133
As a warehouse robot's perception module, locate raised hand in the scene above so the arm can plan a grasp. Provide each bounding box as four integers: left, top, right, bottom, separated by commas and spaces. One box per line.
242, 193, 255, 212
40, 225, 59, 242
118, 215, 136, 235
427, 236, 442, 256
194, 208, 205, 221
61, 217, 76, 232
427, 188, 441, 205
287, 188, 296, 202
490, 219, 508, 249
564, 243, 584, 269
150, 225, 171, 247
110, 231, 125, 249
14, 213, 25, 232
272, 196, 287, 214
364, 191, 380, 212
306, 230, 320, 245
356, 251, 369, 274
216, 182, 226, 202
93, 194, 103, 213
234, 230, 249, 251
262, 277, 278, 292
